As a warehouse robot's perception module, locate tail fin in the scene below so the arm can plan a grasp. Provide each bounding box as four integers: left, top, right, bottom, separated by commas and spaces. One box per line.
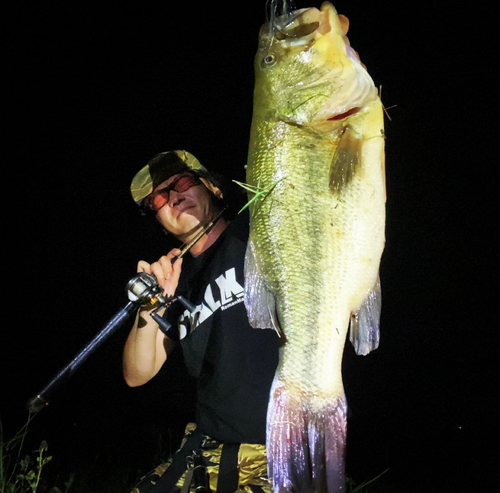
267, 379, 347, 492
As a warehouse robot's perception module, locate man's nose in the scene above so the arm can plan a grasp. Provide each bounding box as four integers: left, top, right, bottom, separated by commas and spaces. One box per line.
168, 189, 182, 206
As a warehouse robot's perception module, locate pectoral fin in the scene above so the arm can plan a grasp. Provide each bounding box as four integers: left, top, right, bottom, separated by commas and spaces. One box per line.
349, 275, 381, 355
244, 239, 282, 336
329, 125, 363, 193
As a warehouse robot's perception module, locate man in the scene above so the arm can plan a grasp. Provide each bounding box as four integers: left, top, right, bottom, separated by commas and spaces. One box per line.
124, 150, 279, 493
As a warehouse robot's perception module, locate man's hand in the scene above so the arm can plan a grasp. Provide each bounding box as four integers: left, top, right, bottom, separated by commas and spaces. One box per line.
137, 248, 183, 297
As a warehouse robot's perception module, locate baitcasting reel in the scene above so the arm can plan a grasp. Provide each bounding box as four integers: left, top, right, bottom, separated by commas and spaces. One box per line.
126, 272, 196, 335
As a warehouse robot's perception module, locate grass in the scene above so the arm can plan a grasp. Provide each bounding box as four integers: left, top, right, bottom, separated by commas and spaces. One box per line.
347, 468, 391, 493
2, 413, 393, 493
0, 410, 175, 493
1, 413, 57, 493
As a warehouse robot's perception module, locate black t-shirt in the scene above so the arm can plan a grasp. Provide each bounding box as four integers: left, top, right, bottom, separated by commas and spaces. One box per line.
166, 214, 279, 444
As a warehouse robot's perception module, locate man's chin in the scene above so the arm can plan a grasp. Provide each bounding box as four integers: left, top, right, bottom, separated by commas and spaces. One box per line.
174, 217, 204, 241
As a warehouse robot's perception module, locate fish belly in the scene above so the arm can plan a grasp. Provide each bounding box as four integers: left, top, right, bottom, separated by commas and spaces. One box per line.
245, 101, 385, 492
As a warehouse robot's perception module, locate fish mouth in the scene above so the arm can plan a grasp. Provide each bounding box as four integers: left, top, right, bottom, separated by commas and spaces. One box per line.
270, 4, 322, 43
269, 2, 340, 42
262, 2, 378, 123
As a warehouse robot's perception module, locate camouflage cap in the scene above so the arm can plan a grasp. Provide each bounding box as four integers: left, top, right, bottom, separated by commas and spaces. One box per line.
130, 150, 217, 207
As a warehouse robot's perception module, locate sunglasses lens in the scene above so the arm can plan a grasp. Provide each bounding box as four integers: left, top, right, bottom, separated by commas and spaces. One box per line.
151, 191, 169, 211
175, 175, 198, 192
147, 174, 200, 212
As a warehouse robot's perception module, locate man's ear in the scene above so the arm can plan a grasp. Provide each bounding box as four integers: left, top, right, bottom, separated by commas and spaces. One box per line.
200, 177, 224, 199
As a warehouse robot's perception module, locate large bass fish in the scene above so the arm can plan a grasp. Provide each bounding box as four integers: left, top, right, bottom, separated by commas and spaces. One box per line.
243, 2, 386, 491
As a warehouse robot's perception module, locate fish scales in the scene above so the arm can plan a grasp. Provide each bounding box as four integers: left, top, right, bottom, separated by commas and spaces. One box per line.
249, 119, 382, 393
244, 2, 385, 492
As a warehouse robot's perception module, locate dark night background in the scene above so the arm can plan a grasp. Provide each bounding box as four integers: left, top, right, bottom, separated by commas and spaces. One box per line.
2, 1, 497, 492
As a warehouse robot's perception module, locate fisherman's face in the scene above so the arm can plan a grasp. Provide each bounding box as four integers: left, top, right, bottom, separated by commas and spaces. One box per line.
152, 172, 216, 238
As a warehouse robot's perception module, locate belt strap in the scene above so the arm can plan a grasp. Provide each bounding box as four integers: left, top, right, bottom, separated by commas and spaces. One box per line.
216, 442, 240, 493
150, 427, 204, 493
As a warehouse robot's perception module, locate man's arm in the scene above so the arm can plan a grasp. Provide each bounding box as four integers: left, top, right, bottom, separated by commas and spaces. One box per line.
123, 249, 182, 387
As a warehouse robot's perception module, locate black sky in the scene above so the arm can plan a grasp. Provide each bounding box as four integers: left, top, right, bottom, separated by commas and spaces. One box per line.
3, 1, 497, 491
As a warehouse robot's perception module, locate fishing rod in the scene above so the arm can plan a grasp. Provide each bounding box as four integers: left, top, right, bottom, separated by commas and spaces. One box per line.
128, 206, 228, 335
171, 206, 227, 263
26, 207, 227, 413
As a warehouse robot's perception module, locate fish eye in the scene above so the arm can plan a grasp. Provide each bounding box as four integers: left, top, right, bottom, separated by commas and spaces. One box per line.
263, 54, 276, 66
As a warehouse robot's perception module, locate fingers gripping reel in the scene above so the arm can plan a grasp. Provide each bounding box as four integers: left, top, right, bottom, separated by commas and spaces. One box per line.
126, 272, 196, 335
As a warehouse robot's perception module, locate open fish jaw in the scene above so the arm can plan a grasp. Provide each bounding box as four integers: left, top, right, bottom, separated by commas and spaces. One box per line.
255, 2, 378, 125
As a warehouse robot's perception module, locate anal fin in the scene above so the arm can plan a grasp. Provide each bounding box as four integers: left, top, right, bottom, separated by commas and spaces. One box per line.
349, 275, 382, 355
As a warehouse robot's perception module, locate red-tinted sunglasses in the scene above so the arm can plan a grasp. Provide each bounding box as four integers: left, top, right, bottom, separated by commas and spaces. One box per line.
145, 174, 201, 212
